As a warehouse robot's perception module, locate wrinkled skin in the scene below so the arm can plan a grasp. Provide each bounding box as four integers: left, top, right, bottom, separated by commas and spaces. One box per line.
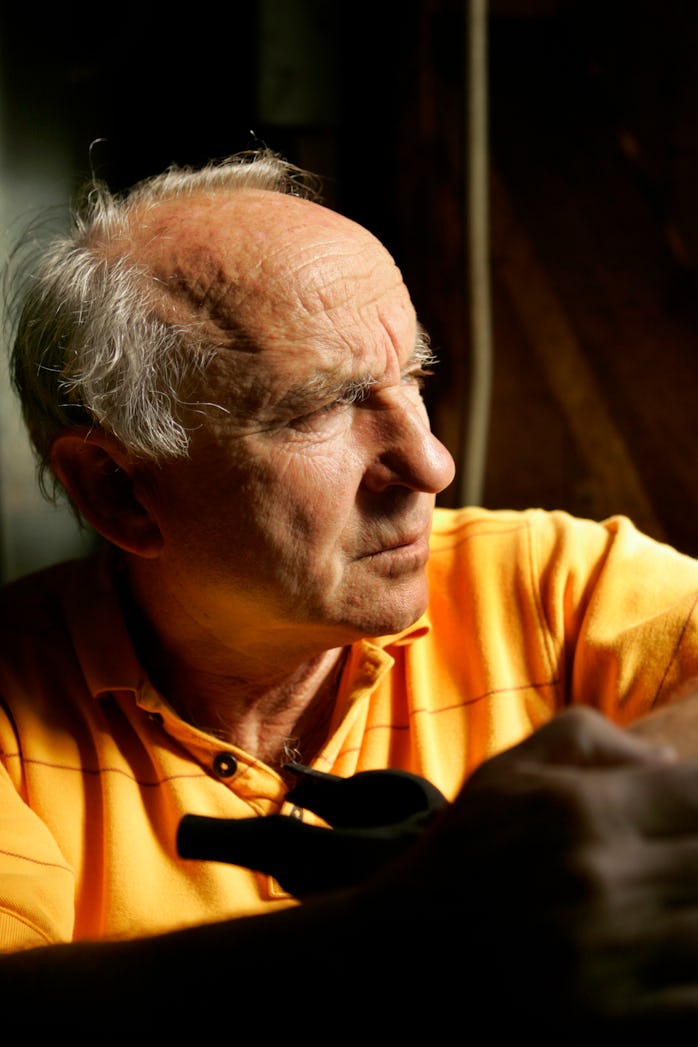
88, 189, 457, 757
126, 190, 456, 664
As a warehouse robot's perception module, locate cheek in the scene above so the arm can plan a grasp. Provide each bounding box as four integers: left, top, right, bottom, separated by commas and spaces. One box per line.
268, 439, 363, 508
155, 433, 366, 562
143, 455, 254, 552
248, 451, 362, 565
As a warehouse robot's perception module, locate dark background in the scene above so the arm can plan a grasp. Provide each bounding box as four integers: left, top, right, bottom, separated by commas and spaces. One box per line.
3, 0, 698, 557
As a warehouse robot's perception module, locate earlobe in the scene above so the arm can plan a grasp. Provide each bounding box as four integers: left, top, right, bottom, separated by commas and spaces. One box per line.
50, 430, 164, 558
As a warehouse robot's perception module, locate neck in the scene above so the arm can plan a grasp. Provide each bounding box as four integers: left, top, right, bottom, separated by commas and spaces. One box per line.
119, 564, 349, 768
164, 646, 348, 768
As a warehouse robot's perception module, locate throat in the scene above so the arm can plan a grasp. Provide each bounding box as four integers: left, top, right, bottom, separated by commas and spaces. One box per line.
277, 665, 345, 768
117, 565, 350, 769
169, 646, 349, 770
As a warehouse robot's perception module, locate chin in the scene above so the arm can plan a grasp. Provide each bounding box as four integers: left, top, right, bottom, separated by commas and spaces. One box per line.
347, 590, 429, 639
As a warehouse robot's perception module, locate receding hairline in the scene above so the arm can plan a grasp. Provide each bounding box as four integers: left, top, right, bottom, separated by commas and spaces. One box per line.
105, 185, 380, 268
96, 186, 401, 343
5, 149, 340, 495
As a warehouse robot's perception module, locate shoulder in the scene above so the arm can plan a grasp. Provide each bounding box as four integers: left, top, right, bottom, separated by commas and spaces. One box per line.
1, 556, 106, 638
427, 505, 588, 568
429, 505, 696, 565
427, 506, 698, 609
0, 551, 133, 701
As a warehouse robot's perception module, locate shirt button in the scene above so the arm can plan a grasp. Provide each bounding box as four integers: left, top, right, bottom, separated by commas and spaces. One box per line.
212, 752, 238, 778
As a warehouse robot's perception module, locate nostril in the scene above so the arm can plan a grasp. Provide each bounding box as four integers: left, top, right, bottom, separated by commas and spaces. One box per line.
362, 432, 455, 495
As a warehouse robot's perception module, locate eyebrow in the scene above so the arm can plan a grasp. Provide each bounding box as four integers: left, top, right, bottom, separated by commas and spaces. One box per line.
274, 324, 437, 416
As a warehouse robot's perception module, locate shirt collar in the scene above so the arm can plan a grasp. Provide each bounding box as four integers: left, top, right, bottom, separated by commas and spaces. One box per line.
64, 549, 147, 699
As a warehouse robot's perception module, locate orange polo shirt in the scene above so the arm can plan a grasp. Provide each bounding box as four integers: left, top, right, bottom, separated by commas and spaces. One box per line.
2, 507, 698, 950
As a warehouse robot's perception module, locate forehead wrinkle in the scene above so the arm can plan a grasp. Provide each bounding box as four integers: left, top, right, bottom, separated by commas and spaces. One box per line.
273, 320, 430, 412
290, 248, 403, 321
127, 191, 408, 354
125, 191, 421, 423
194, 305, 427, 433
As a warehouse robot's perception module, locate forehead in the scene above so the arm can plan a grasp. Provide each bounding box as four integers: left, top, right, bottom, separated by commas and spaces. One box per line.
132, 190, 409, 324
129, 189, 416, 388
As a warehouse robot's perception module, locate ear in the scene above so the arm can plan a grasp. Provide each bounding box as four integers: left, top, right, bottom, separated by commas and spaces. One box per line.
50, 429, 164, 558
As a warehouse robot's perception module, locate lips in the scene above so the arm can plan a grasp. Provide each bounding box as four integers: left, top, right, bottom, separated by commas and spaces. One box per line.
381, 534, 425, 552
362, 520, 433, 559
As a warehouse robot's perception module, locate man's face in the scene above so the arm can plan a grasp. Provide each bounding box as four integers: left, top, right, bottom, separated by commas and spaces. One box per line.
130, 190, 456, 655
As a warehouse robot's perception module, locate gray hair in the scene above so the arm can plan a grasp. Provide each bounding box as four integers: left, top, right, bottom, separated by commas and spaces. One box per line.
7, 148, 322, 499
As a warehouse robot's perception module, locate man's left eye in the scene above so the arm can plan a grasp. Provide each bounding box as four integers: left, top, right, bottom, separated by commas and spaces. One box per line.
288, 377, 393, 432
319, 397, 349, 414
288, 399, 349, 432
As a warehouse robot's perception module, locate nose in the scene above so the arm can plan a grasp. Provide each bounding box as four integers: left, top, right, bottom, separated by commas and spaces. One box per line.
361, 394, 456, 495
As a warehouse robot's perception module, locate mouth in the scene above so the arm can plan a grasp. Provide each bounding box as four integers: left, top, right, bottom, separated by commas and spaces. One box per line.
358, 536, 431, 583
362, 523, 433, 561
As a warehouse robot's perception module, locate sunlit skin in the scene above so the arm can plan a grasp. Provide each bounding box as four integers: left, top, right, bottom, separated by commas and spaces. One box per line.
85, 189, 456, 762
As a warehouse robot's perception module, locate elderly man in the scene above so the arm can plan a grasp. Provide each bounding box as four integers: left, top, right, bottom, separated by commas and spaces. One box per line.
3, 149, 698, 1032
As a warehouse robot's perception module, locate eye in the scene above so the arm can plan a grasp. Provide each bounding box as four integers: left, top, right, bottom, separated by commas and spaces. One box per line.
288, 379, 375, 433
316, 379, 376, 415
317, 398, 348, 415
287, 403, 345, 434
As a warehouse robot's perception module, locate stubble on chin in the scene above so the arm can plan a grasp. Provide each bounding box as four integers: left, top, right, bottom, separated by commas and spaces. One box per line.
334, 568, 430, 639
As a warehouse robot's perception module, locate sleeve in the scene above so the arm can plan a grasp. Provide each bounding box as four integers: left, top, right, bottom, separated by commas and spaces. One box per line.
532, 511, 698, 725
0, 708, 76, 950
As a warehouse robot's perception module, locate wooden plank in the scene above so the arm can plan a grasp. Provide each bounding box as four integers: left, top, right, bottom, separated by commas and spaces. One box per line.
490, 170, 666, 539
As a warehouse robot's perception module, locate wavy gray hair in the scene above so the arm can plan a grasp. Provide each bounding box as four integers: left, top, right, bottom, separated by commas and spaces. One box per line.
7, 149, 321, 499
